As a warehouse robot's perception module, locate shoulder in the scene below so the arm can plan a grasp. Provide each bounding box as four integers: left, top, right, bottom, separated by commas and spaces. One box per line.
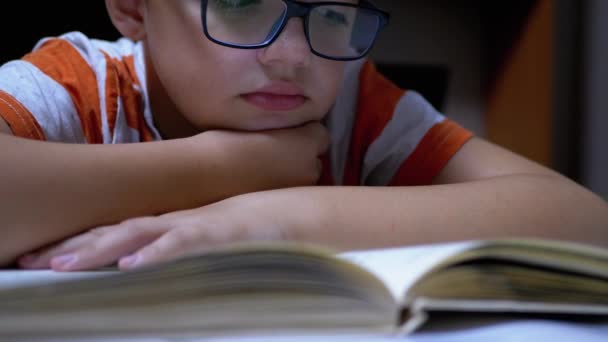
29, 31, 140, 62
327, 58, 474, 186
21, 31, 143, 80
336, 59, 440, 128
9, 31, 145, 99
337, 59, 450, 153
0, 32, 152, 143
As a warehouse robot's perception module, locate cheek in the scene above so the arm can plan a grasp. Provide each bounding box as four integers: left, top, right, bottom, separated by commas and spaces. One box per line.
312, 62, 346, 111
151, 39, 257, 120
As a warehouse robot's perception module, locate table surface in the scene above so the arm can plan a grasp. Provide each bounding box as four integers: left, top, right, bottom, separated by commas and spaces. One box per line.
10, 319, 608, 342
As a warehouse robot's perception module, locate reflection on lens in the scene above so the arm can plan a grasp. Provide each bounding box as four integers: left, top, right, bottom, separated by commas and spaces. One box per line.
308, 6, 380, 59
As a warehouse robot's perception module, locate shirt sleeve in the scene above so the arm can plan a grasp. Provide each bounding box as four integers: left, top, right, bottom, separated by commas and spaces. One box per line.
0, 40, 96, 143
0, 87, 47, 140
343, 61, 474, 186
0, 32, 160, 144
0, 31, 116, 143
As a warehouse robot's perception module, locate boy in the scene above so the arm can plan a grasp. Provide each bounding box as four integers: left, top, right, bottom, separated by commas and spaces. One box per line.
1, 0, 606, 271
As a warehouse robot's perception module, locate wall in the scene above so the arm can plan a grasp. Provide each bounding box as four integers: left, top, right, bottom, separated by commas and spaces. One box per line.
485, 0, 553, 167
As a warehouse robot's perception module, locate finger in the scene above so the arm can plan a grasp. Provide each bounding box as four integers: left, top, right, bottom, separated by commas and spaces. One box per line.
19, 228, 109, 269
51, 218, 168, 272
119, 227, 207, 270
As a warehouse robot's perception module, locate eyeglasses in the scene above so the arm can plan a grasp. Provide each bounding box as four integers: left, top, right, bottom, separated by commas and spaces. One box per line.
201, 0, 390, 61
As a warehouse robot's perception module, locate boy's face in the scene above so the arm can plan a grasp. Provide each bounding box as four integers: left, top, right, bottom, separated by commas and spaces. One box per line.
141, 0, 350, 133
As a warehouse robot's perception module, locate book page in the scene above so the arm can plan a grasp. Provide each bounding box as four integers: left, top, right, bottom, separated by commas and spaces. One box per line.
0, 246, 397, 337
338, 241, 476, 301
0, 270, 117, 290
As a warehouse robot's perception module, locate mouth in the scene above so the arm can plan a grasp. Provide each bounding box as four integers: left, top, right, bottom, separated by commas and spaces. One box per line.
241, 93, 307, 111
242, 82, 308, 112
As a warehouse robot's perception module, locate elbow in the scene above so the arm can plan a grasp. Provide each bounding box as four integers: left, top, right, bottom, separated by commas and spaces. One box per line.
537, 174, 608, 247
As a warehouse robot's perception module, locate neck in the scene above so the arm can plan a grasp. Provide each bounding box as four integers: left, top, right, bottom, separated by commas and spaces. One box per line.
144, 46, 200, 140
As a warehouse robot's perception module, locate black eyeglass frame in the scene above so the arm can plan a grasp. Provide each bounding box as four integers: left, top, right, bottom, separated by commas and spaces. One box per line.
201, 0, 390, 61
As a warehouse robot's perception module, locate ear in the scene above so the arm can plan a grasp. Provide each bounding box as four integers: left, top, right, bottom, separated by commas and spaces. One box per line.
105, 0, 146, 41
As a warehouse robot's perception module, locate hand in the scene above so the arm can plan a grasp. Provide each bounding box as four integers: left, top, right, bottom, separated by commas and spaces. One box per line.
18, 192, 301, 271
195, 121, 330, 197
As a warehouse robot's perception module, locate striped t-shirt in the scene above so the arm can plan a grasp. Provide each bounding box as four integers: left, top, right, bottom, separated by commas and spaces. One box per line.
0, 32, 473, 186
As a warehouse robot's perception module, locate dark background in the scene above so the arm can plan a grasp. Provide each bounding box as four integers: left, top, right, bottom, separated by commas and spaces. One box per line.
1, 2, 120, 63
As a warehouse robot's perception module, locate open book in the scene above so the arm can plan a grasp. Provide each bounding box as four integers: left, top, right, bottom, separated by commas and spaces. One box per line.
0, 238, 607, 339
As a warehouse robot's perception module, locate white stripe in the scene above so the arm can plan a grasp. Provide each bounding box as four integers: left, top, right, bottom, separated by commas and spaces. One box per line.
34, 32, 101, 66
132, 41, 162, 140
324, 58, 367, 185
95, 55, 111, 143
361, 91, 445, 186
0, 61, 85, 143
113, 96, 142, 143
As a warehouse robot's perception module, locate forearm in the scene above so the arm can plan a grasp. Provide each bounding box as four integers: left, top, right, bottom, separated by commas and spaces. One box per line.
0, 134, 230, 265
275, 175, 608, 250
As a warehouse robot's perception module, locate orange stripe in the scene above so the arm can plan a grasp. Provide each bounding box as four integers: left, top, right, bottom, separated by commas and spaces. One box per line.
390, 120, 474, 186
23, 39, 103, 144
104, 54, 154, 142
342, 61, 406, 185
124, 55, 142, 87
0, 91, 46, 140
125, 56, 155, 142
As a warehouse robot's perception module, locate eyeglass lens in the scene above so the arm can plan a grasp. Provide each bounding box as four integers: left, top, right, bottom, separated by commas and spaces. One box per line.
204, 0, 382, 59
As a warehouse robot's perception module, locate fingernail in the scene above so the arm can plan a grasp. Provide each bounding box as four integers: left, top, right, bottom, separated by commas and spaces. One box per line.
52, 254, 78, 270
119, 254, 141, 269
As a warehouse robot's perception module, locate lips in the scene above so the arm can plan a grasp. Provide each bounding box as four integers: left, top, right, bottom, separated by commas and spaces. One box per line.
242, 82, 307, 111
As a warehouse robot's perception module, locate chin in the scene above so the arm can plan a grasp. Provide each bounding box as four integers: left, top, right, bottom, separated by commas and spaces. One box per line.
240, 121, 300, 132
239, 114, 314, 132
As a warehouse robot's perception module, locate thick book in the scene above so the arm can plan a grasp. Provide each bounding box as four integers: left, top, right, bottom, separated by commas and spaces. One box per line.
0, 238, 607, 339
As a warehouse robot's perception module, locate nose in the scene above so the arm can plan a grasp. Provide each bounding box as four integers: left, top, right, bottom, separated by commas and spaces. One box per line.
257, 18, 312, 74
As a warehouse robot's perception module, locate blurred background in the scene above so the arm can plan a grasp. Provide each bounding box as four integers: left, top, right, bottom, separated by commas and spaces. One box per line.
369, 0, 607, 200
1, 0, 605, 200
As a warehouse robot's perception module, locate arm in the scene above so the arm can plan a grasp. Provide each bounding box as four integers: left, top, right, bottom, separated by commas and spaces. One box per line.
0, 117, 327, 266
25, 137, 607, 272
285, 138, 608, 249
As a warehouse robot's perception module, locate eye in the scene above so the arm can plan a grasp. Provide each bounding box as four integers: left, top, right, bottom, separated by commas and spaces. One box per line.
316, 8, 350, 27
